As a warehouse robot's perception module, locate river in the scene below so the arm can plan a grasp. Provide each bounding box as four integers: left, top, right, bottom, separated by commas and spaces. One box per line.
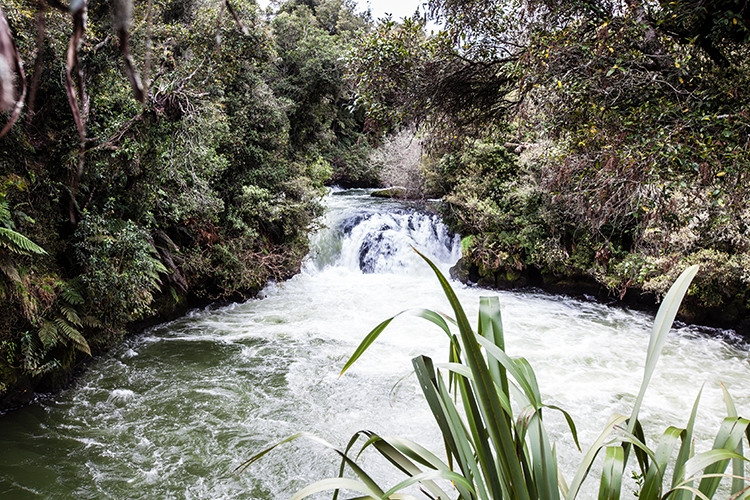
1, 189, 749, 499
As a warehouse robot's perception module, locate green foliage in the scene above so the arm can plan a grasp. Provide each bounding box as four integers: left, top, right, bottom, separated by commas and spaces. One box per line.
38, 279, 98, 356
1, 0, 375, 406
0, 227, 46, 255
242, 255, 750, 500
347, 12, 520, 148
345, 0, 750, 315
434, 141, 556, 276
346, 18, 428, 134
0, 185, 46, 265
73, 213, 166, 327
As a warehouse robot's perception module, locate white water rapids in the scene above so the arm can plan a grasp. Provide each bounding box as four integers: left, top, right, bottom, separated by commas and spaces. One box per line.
1, 189, 749, 499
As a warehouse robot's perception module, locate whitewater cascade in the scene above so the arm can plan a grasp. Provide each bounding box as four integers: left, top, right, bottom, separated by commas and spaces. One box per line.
1, 189, 748, 499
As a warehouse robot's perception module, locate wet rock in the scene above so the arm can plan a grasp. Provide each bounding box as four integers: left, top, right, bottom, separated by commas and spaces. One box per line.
450, 258, 480, 284
371, 187, 406, 199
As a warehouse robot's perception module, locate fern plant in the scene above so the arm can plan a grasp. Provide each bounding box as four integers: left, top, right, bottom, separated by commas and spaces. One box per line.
0, 197, 46, 255
14, 279, 98, 377
37, 279, 98, 357
241, 251, 750, 500
0, 197, 46, 289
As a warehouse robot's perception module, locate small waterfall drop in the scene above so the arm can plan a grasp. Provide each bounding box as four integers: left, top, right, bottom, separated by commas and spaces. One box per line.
305, 189, 460, 275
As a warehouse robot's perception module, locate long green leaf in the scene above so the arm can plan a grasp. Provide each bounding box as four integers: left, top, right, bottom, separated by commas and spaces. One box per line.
290, 478, 381, 500
698, 417, 750, 497
476, 336, 541, 409
385, 436, 451, 470
629, 265, 699, 433
598, 445, 624, 500
416, 249, 531, 500
722, 383, 746, 496
671, 386, 703, 500
435, 359, 490, 499
412, 355, 478, 499
379, 434, 480, 498
478, 295, 508, 395
450, 361, 505, 500
640, 426, 684, 500
236, 432, 386, 498
685, 449, 748, 482
335, 433, 370, 500
566, 414, 629, 500
435, 362, 513, 415
340, 308, 452, 376
528, 410, 561, 500
382, 469, 477, 499
545, 404, 581, 452
364, 434, 453, 500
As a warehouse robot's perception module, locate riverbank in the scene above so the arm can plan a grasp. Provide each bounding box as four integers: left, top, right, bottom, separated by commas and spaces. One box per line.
450, 256, 750, 339
0, 248, 306, 413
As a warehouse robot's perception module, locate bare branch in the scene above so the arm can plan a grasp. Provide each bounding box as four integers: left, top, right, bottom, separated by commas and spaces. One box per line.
114, 0, 144, 102
225, 0, 250, 36
0, 7, 26, 139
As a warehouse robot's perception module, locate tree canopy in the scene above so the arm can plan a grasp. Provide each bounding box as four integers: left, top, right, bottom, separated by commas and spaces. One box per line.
349, 0, 750, 329
0, 0, 373, 408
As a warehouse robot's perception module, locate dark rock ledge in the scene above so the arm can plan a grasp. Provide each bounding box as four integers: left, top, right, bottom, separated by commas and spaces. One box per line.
450, 257, 750, 340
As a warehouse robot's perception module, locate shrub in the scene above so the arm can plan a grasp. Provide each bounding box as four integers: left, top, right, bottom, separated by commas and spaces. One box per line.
73, 213, 167, 329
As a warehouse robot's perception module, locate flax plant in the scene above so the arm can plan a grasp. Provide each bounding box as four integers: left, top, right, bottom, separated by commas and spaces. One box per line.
239, 251, 750, 499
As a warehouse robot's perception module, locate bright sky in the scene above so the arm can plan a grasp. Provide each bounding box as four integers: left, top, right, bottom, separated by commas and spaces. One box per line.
256, 0, 430, 22
360, 0, 428, 21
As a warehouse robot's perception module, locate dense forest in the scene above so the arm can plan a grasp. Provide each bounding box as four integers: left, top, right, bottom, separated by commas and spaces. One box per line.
1, 0, 749, 410
0, 0, 375, 409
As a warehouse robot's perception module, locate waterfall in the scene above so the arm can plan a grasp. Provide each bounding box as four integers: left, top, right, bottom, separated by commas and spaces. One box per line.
305, 190, 460, 275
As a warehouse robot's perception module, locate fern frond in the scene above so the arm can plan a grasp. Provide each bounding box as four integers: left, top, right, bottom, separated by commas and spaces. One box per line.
139, 256, 168, 287
0, 227, 47, 255
54, 317, 91, 356
0, 199, 12, 226
60, 280, 85, 305
38, 320, 60, 347
59, 304, 82, 326
29, 359, 60, 377
82, 315, 102, 328
149, 256, 169, 275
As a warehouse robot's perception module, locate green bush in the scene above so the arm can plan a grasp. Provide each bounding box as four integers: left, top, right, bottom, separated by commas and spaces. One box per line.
73, 213, 166, 328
